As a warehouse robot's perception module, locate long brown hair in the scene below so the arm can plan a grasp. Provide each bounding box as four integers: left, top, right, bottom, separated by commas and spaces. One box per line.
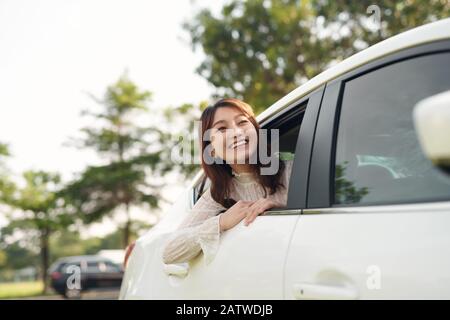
199, 98, 286, 208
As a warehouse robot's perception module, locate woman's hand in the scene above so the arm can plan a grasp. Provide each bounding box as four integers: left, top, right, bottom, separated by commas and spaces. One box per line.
243, 198, 284, 226
219, 200, 254, 232
123, 241, 136, 268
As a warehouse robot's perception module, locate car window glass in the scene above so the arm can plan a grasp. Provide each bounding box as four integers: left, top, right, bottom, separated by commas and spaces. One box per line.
333, 52, 450, 205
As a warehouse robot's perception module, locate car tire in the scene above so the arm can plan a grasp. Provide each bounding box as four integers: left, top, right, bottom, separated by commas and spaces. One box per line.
64, 287, 82, 299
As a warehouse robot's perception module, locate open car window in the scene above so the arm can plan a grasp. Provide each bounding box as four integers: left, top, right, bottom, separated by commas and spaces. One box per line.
192, 102, 306, 205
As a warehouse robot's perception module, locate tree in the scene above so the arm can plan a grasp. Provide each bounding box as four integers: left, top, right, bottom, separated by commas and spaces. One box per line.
162, 101, 211, 179
0, 171, 72, 293
0, 242, 39, 272
61, 72, 173, 248
0, 142, 15, 203
184, 0, 450, 113
0, 249, 6, 269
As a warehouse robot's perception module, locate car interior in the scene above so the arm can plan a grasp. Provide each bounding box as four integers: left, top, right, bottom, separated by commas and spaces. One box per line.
335, 130, 450, 205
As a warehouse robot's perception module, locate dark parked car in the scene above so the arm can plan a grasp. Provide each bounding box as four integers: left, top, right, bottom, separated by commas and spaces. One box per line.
48, 255, 124, 298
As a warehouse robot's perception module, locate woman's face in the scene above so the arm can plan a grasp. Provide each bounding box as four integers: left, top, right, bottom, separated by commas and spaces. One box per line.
208, 106, 258, 164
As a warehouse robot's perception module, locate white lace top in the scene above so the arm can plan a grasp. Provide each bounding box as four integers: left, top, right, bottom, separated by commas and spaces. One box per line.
161, 159, 294, 265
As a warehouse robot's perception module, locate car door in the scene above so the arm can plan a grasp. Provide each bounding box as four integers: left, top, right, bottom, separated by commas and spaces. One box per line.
119, 185, 195, 299
284, 41, 450, 299
84, 260, 101, 289
131, 87, 325, 300
97, 261, 123, 289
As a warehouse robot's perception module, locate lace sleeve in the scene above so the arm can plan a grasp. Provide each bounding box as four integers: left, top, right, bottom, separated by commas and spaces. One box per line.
161, 188, 226, 265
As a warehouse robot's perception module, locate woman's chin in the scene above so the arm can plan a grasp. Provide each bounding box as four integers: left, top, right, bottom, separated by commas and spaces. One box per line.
225, 149, 257, 164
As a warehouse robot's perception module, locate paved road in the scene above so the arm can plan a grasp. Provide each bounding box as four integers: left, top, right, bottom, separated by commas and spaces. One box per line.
17, 290, 120, 300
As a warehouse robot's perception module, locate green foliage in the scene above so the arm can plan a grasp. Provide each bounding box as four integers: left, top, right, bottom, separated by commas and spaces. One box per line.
184, 0, 450, 112
162, 102, 209, 179
0, 142, 15, 203
76, 72, 153, 160
61, 162, 159, 223
0, 170, 72, 293
5, 171, 72, 231
48, 227, 141, 259
334, 162, 369, 204
0, 143, 9, 157
0, 223, 151, 283
0, 250, 6, 268
0, 242, 40, 271
0, 281, 44, 299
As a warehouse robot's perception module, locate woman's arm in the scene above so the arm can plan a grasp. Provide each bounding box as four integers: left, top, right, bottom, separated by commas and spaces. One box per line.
242, 159, 295, 225
161, 188, 226, 265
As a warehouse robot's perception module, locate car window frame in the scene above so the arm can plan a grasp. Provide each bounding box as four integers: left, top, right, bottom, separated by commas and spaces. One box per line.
307, 39, 450, 209
270, 85, 325, 212
190, 85, 325, 215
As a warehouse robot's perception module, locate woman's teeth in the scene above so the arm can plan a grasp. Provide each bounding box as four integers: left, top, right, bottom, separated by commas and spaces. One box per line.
231, 139, 248, 149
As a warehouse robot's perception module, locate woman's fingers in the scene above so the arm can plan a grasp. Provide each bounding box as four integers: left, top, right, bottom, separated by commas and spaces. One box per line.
244, 199, 267, 226
235, 200, 254, 219
225, 198, 283, 228
244, 199, 280, 226
220, 200, 256, 232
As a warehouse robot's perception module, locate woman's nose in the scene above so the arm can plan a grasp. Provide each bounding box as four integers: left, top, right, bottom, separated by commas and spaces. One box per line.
229, 122, 244, 133
227, 127, 244, 139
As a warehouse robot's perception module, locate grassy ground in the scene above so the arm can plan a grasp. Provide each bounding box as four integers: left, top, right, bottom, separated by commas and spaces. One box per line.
0, 281, 48, 299
0, 281, 119, 299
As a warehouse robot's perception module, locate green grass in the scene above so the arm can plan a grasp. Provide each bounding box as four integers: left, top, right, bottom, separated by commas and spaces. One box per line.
0, 281, 46, 299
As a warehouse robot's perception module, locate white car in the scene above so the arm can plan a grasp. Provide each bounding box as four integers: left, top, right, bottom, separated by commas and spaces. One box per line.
120, 18, 450, 300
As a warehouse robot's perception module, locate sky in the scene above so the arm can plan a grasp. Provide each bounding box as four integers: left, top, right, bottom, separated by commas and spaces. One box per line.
0, 0, 224, 236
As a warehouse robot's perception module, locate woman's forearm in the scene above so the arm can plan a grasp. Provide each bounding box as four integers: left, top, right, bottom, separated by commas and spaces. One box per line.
162, 214, 221, 264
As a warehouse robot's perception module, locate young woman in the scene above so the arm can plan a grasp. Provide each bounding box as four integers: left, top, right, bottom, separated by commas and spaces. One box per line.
161, 98, 294, 265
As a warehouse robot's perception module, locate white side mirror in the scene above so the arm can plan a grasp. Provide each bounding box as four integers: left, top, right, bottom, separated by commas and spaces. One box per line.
413, 90, 450, 174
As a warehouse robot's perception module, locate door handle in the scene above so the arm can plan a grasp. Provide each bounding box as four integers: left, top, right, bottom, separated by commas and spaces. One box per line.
293, 283, 358, 300
163, 263, 189, 277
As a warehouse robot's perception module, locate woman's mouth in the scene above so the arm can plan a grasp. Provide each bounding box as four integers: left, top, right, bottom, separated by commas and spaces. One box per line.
229, 137, 249, 149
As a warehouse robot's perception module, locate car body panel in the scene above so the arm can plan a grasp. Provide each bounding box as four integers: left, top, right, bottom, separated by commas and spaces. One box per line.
122, 215, 299, 299
285, 202, 450, 299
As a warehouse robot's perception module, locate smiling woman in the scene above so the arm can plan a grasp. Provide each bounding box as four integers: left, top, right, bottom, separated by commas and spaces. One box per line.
161, 98, 293, 265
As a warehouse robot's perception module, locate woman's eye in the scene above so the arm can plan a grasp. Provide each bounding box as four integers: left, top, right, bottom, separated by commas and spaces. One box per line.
217, 127, 226, 132
239, 120, 248, 125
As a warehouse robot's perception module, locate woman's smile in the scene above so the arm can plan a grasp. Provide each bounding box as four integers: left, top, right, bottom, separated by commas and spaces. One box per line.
229, 136, 249, 149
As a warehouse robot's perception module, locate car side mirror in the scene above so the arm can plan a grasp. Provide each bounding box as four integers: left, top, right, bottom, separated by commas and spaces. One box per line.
413, 90, 450, 175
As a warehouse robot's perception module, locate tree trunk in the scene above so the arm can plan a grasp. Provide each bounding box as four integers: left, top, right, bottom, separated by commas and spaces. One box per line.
40, 228, 50, 294
123, 202, 131, 248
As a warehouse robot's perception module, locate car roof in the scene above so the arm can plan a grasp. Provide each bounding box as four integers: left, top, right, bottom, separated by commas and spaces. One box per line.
257, 18, 450, 124
54, 255, 114, 264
